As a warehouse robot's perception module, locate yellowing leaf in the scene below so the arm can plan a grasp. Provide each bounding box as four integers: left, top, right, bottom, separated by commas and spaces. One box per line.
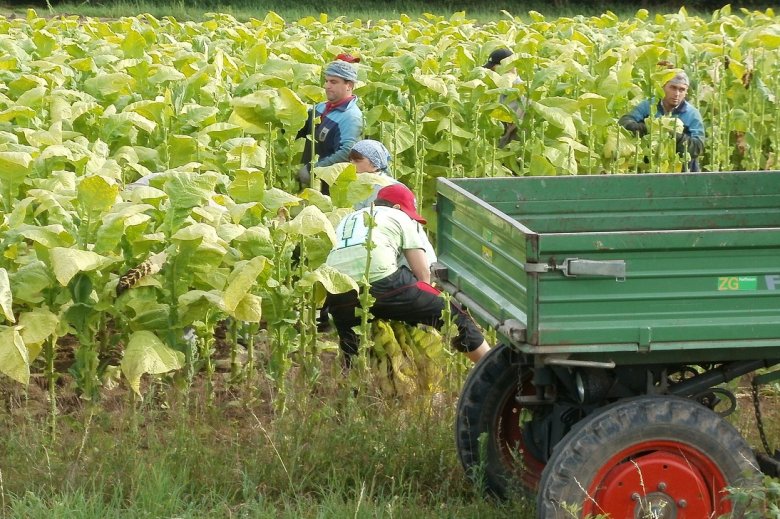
224, 257, 267, 313
283, 205, 336, 243
0, 327, 28, 385
303, 264, 359, 295
83, 72, 136, 98
231, 293, 263, 322
78, 175, 119, 213
412, 73, 449, 97
18, 308, 58, 360
0, 268, 14, 323
229, 168, 266, 203
121, 331, 184, 395
0, 106, 36, 123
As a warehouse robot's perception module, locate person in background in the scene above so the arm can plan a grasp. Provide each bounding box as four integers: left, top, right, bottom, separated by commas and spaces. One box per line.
483, 47, 513, 72
483, 47, 527, 148
349, 139, 393, 209
348, 139, 437, 265
317, 139, 437, 332
297, 59, 363, 194
618, 71, 705, 172
325, 183, 491, 368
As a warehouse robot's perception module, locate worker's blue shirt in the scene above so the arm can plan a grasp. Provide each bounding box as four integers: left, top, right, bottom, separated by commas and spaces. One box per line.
298, 96, 363, 168
625, 98, 705, 141
624, 98, 705, 172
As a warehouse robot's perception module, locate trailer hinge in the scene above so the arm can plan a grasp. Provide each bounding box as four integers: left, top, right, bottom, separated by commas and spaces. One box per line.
525, 258, 626, 280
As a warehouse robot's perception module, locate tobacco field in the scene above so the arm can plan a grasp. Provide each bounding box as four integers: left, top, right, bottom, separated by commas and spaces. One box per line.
0, 6, 778, 409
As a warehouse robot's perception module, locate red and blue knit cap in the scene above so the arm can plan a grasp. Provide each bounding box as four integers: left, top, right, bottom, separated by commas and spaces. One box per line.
324, 60, 358, 82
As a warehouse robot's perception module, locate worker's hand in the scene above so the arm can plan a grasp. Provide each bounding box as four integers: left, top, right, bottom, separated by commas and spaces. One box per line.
675, 133, 690, 155
297, 164, 311, 188
624, 120, 647, 136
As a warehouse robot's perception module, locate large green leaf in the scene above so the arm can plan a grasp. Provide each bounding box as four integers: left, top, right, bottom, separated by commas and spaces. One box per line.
302, 264, 359, 295
18, 308, 58, 346
282, 205, 336, 244
167, 135, 200, 169
50, 247, 113, 285
228, 168, 266, 204
16, 224, 75, 248
230, 87, 309, 133
83, 72, 136, 99
259, 188, 301, 215
94, 203, 154, 254
163, 171, 220, 209
0, 326, 28, 385
18, 308, 58, 360
412, 73, 449, 97
224, 256, 268, 313
121, 330, 184, 395
231, 293, 263, 322
170, 223, 222, 245
532, 100, 577, 138
224, 140, 267, 170
9, 260, 52, 305
177, 289, 227, 325
0, 151, 33, 184
77, 175, 120, 213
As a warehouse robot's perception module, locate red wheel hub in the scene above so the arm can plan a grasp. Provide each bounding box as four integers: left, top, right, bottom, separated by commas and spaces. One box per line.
498, 382, 546, 489
583, 440, 731, 518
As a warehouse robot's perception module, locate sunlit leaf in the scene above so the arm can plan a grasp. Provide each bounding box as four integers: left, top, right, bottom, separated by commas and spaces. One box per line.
0, 268, 13, 323
0, 326, 28, 385
0, 151, 33, 183
50, 247, 114, 285
283, 204, 336, 244
228, 168, 265, 203
224, 256, 268, 313
121, 330, 184, 395
77, 175, 119, 213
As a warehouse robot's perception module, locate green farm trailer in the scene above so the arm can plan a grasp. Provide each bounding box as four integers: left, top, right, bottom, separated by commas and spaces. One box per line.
434, 171, 780, 518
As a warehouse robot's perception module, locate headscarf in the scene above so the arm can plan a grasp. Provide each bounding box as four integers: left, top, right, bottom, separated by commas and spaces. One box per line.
351, 140, 391, 172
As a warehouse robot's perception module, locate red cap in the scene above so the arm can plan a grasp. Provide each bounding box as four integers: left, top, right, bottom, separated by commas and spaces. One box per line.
335, 53, 361, 63
376, 184, 426, 224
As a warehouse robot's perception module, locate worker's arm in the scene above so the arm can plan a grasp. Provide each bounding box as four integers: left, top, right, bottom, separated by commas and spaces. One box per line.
403, 248, 430, 284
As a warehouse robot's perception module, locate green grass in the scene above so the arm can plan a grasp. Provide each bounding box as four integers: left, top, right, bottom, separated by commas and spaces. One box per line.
1, 369, 779, 518
0, 372, 535, 518
2, 0, 762, 23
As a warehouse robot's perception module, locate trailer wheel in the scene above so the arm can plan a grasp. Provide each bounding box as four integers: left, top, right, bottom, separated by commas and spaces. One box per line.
456, 343, 547, 498
537, 395, 758, 518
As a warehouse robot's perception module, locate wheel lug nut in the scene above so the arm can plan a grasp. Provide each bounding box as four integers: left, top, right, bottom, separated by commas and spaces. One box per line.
678, 499, 687, 508
657, 482, 667, 491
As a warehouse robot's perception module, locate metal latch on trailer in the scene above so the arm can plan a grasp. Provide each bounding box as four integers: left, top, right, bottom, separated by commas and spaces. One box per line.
525, 258, 626, 279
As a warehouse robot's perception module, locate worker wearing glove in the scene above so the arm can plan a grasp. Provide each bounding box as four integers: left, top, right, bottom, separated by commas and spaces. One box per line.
618, 71, 705, 172
296, 59, 363, 194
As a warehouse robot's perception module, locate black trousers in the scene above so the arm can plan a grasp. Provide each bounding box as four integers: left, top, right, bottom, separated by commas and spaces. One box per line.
326, 267, 484, 365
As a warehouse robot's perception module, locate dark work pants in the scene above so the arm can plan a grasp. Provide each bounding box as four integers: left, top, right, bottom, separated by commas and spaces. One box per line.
326, 267, 484, 366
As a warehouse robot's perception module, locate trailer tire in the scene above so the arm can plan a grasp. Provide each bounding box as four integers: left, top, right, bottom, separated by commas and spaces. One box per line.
455, 343, 547, 498
537, 395, 758, 518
